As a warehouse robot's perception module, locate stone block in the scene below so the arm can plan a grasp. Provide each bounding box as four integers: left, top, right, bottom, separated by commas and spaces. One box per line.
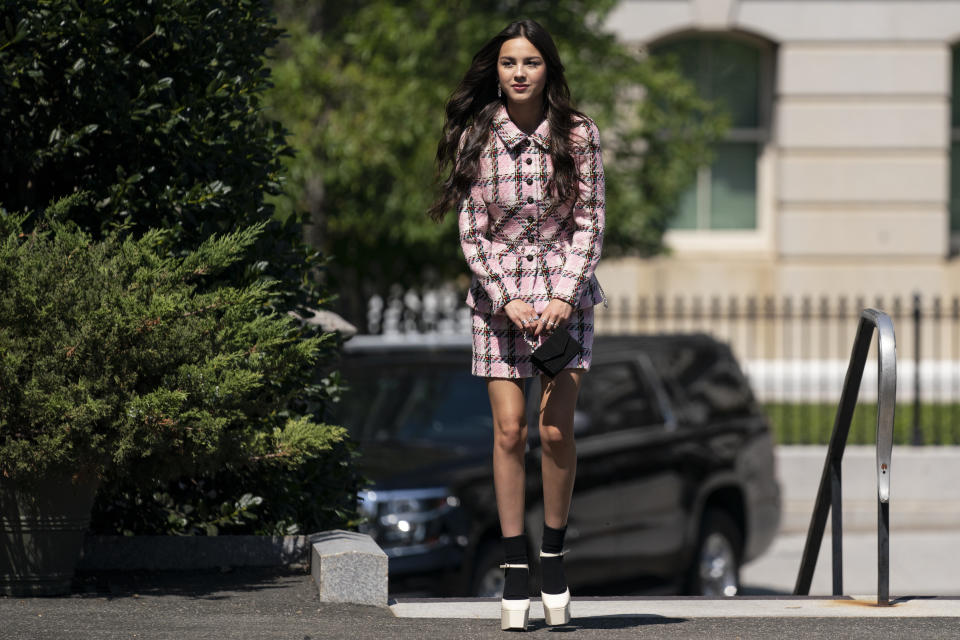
778, 100, 948, 150
310, 530, 388, 607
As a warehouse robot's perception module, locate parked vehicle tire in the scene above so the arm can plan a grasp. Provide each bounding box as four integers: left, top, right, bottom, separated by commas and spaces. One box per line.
687, 508, 743, 596
470, 541, 505, 597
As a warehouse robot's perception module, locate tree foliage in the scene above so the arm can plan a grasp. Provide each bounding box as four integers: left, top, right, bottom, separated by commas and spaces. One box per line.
266, 0, 727, 322
0, 0, 362, 533
0, 0, 316, 308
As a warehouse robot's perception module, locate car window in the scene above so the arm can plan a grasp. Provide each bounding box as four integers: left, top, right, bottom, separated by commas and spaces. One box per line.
652, 340, 755, 423
335, 363, 493, 445
581, 361, 662, 433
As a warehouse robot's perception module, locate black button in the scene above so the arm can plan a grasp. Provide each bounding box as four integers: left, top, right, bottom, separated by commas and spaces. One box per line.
526, 178, 533, 185
526, 196, 534, 204
526, 255, 534, 262
525, 158, 532, 165
526, 216, 534, 223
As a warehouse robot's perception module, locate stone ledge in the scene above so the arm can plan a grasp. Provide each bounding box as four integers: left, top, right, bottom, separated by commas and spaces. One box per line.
311, 529, 387, 607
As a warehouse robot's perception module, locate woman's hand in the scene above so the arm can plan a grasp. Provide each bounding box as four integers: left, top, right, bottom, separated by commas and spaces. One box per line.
504, 299, 540, 333
533, 299, 574, 337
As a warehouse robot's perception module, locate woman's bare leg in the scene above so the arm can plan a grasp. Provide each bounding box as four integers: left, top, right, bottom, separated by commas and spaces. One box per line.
487, 377, 528, 537
538, 369, 583, 529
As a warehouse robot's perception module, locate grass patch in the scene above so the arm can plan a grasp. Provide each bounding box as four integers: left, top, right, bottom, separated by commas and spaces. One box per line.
763, 402, 960, 445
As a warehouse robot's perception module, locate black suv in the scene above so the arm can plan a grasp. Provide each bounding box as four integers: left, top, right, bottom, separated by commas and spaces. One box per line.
333, 333, 780, 597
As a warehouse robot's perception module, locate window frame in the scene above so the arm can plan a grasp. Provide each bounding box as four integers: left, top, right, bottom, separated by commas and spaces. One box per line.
648, 30, 777, 254
950, 43, 960, 245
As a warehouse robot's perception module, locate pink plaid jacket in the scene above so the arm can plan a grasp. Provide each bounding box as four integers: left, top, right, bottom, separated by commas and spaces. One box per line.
458, 105, 606, 315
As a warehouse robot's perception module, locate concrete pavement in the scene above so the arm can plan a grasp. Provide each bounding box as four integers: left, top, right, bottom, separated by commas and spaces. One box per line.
740, 445, 960, 597
392, 594, 960, 618
3, 568, 960, 639
742, 530, 960, 596
5, 444, 960, 638
776, 445, 960, 533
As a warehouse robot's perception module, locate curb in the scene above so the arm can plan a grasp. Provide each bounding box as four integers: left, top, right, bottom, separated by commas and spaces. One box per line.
389, 595, 960, 619
311, 529, 388, 607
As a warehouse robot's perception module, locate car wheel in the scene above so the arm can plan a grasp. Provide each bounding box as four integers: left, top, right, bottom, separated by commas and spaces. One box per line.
688, 508, 743, 597
470, 541, 506, 597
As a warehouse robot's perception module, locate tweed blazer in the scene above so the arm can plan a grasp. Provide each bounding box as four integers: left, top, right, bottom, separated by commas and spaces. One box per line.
458, 105, 606, 315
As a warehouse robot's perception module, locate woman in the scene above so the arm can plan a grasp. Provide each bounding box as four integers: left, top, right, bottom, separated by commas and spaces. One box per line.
428, 19, 605, 630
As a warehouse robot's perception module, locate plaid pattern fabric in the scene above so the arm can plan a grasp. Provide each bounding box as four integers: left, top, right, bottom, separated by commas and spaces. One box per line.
472, 306, 594, 378
458, 104, 606, 316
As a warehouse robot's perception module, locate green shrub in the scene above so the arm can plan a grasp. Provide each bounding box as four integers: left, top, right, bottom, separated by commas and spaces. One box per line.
90, 434, 364, 536
0, 201, 362, 532
0, 0, 361, 533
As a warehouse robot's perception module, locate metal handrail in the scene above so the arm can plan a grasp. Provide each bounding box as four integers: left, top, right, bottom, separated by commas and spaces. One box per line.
793, 309, 896, 606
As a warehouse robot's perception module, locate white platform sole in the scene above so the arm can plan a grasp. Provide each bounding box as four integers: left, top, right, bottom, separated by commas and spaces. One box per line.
501, 598, 530, 630
541, 589, 571, 625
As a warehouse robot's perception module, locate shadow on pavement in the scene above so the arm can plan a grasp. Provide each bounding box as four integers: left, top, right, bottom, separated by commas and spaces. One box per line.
71, 566, 310, 600
739, 585, 792, 596
525, 614, 687, 631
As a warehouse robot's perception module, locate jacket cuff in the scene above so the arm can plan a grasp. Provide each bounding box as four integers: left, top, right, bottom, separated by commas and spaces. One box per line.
551, 277, 581, 307
551, 292, 579, 307
486, 288, 518, 314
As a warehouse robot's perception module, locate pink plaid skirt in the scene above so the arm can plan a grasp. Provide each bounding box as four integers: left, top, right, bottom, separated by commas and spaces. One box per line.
471, 306, 594, 379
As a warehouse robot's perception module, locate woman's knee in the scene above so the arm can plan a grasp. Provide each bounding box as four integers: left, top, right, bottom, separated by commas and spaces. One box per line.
494, 418, 527, 452
539, 422, 572, 449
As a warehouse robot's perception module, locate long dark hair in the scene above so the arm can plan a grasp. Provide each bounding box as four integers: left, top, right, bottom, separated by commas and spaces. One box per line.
428, 19, 586, 222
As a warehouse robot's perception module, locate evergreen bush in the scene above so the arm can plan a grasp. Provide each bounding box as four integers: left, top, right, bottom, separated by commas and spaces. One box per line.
0, 1, 363, 534
0, 198, 362, 533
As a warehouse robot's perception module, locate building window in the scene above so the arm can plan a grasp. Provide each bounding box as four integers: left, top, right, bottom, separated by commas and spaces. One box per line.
951, 44, 960, 233
652, 35, 770, 231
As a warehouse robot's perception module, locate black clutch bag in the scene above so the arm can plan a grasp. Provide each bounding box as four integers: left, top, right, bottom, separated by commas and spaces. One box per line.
529, 328, 584, 378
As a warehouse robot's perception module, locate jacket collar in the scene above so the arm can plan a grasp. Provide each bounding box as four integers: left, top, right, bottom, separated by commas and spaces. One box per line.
492, 104, 551, 151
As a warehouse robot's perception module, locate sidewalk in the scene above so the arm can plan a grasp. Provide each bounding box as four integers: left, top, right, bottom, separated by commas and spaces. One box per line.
5, 445, 960, 638
2, 568, 959, 640
776, 445, 960, 533
742, 530, 960, 596
742, 444, 960, 596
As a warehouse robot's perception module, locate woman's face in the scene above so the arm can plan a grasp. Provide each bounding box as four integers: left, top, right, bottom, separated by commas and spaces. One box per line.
497, 37, 547, 108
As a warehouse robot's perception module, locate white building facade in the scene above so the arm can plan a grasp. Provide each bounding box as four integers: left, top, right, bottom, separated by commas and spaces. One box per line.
597, 0, 960, 303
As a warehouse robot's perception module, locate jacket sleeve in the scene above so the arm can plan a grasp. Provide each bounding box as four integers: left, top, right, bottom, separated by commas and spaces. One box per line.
458, 183, 520, 313
552, 119, 605, 306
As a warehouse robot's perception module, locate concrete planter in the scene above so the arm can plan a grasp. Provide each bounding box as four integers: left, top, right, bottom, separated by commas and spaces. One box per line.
0, 473, 99, 596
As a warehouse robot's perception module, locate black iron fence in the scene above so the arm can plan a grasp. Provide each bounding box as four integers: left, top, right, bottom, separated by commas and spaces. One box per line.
365, 290, 960, 445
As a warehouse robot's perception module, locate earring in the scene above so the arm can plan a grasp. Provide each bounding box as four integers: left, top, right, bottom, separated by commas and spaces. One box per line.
497, 84, 501, 98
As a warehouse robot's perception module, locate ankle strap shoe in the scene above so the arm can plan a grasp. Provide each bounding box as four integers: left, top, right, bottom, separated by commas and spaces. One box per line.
540, 588, 571, 625
539, 550, 570, 625
499, 562, 530, 630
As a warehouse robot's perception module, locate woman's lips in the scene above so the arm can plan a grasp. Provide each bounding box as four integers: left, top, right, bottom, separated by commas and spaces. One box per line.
512, 84, 528, 92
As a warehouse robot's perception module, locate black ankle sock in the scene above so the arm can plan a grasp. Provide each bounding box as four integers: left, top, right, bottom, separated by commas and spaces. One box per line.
540, 523, 567, 595
501, 534, 529, 600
